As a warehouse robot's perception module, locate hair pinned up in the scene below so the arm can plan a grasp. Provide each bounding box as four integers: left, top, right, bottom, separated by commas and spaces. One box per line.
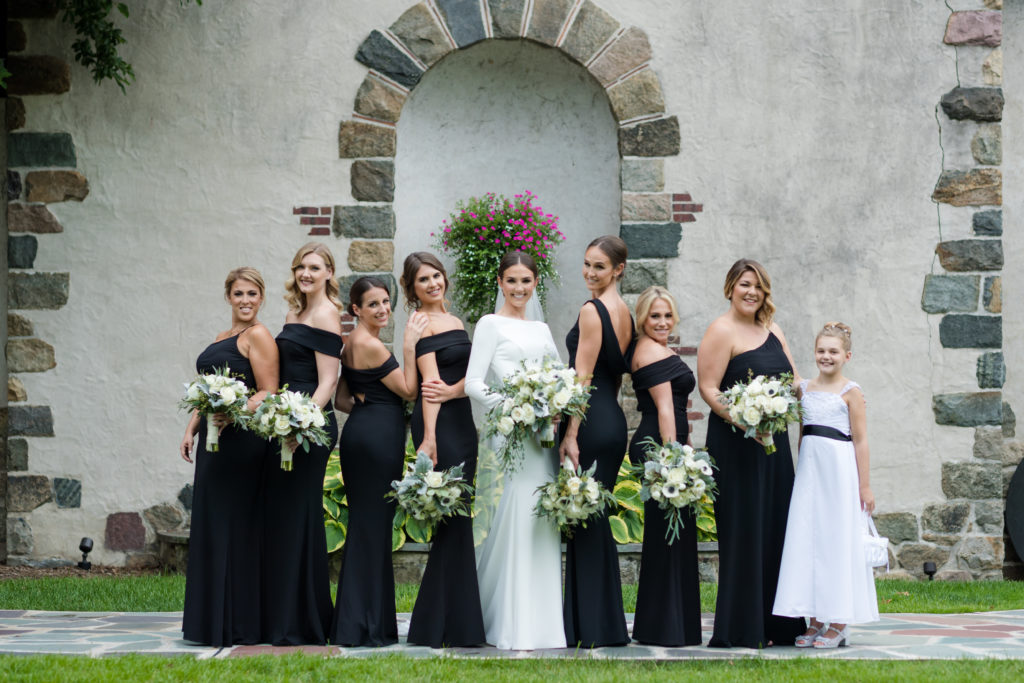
817, 321, 852, 351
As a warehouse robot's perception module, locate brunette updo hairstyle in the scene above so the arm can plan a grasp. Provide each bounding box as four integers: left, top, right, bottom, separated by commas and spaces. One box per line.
497, 251, 539, 279
817, 321, 853, 352
400, 251, 450, 312
224, 267, 266, 304
283, 242, 343, 314
587, 235, 628, 280
347, 276, 391, 316
722, 258, 776, 328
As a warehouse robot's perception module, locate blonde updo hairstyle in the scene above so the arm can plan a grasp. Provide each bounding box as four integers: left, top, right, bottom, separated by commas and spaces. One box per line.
634, 286, 679, 338
400, 251, 450, 312
224, 266, 266, 308
816, 321, 852, 352
723, 258, 776, 328
283, 242, 343, 314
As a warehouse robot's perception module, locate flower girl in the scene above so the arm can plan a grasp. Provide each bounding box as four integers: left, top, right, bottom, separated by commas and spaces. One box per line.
772, 322, 878, 648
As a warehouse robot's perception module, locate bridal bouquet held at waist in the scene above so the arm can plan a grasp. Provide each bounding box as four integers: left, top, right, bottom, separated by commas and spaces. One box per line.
245, 388, 330, 471
481, 356, 592, 473
179, 366, 252, 453
718, 371, 801, 454
636, 438, 718, 545
534, 461, 616, 537
388, 451, 473, 534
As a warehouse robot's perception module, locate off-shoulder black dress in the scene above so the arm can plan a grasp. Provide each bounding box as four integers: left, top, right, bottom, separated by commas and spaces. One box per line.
407, 330, 486, 648
707, 332, 805, 648
629, 355, 702, 646
183, 333, 268, 646
262, 323, 341, 646
330, 355, 406, 646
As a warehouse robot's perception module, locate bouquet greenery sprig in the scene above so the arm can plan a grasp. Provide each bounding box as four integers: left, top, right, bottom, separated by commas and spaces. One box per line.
247, 388, 330, 471
534, 461, 616, 537
433, 191, 563, 321
179, 366, 252, 453
635, 438, 718, 544
388, 452, 473, 535
718, 371, 801, 454
482, 356, 591, 473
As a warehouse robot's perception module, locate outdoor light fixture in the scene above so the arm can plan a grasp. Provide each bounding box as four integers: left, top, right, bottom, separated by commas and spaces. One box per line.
923, 561, 936, 581
78, 537, 93, 571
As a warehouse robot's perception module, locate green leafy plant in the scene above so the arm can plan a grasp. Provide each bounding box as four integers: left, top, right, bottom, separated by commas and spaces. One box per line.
433, 191, 564, 322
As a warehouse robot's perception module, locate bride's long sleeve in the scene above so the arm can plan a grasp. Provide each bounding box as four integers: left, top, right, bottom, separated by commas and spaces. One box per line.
466, 315, 501, 411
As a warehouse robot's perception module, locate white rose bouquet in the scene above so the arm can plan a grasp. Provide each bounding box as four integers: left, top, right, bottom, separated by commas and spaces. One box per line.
482, 356, 592, 473
533, 461, 616, 537
179, 366, 252, 453
388, 451, 473, 531
636, 437, 718, 544
246, 388, 330, 471
718, 371, 801, 454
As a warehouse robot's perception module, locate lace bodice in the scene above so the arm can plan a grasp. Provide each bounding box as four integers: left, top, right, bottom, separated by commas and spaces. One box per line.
799, 380, 862, 436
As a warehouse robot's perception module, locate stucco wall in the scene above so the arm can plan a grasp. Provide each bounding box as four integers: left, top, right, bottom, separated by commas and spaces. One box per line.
11, 0, 992, 564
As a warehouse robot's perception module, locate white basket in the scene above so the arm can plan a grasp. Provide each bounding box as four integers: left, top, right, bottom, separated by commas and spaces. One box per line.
864, 513, 889, 569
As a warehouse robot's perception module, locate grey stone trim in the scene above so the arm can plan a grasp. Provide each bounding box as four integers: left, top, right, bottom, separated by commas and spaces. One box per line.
8, 133, 76, 168
941, 461, 1002, 499
938, 314, 1001, 349
977, 351, 1005, 389
351, 160, 395, 202
354, 76, 408, 123
488, 0, 527, 39
8, 272, 70, 310
53, 478, 81, 508
589, 26, 651, 85
436, 0, 487, 48
561, 1, 619, 64
8, 235, 38, 269
6, 338, 56, 373
8, 438, 28, 471
972, 209, 1002, 235
355, 30, 425, 88
620, 222, 682, 258
621, 259, 667, 294
620, 158, 664, 192
390, 3, 454, 67
525, 0, 575, 47
339, 121, 396, 159
940, 86, 1004, 122
933, 391, 1002, 426
9, 474, 52, 512
921, 274, 979, 313
618, 116, 680, 157
333, 205, 396, 239
932, 168, 1001, 206
607, 68, 665, 122
935, 239, 1003, 271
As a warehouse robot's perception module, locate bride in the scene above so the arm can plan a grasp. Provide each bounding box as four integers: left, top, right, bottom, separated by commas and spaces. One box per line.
465, 251, 566, 650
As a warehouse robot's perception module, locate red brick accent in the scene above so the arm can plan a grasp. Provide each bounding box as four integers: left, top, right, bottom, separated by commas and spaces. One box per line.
308, 227, 330, 236
670, 346, 698, 356
674, 213, 696, 223
673, 203, 702, 213
672, 193, 691, 202
687, 411, 705, 422
320, 206, 332, 215
294, 206, 318, 215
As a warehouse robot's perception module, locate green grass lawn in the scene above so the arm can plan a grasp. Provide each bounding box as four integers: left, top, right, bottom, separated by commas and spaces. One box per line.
0, 575, 1021, 614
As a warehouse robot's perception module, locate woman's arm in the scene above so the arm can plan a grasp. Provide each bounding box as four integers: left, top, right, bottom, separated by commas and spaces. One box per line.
465, 317, 501, 410
847, 387, 873, 513
379, 313, 428, 401
696, 319, 734, 422
415, 351, 442, 465
421, 377, 466, 403
179, 410, 201, 463
649, 381, 677, 445
334, 375, 355, 414
559, 304, 601, 467
243, 325, 280, 409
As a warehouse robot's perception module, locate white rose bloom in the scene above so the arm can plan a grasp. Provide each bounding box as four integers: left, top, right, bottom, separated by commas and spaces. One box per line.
424, 471, 444, 488
502, 398, 515, 414
552, 389, 571, 411
219, 387, 237, 404
566, 477, 582, 495
755, 394, 770, 410
312, 410, 326, 428
259, 412, 272, 426
692, 479, 706, 495
520, 403, 536, 425
586, 480, 599, 497
497, 416, 515, 435
666, 468, 686, 485
273, 414, 292, 436
650, 485, 663, 500
747, 380, 763, 396
510, 406, 525, 423
728, 406, 742, 423
742, 406, 762, 426
770, 396, 789, 415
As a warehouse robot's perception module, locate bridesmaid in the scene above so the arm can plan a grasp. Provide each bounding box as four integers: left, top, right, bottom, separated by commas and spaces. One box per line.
628, 287, 702, 647
330, 276, 426, 647
263, 242, 343, 646
401, 252, 486, 648
697, 258, 805, 649
180, 267, 278, 646
559, 235, 634, 648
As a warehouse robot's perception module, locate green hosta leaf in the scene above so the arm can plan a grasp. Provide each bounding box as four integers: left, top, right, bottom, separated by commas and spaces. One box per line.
323, 452, 342, 481
404, 516, 434, 544
393, 507, 408, 529
613, 479, 643, 514
324, 519, 346, 553
620, 508, 645, 543
323, 496, 341, 520
617, 454, 633, 480
392, 526, 406, 552
608, 514, 629, 544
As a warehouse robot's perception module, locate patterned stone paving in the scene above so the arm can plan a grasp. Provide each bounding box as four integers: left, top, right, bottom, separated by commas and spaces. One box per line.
0, 610, 1023, 659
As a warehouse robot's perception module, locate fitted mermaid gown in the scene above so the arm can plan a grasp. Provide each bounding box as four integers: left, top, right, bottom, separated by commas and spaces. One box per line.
707, 332, 805, 648
330, 355, 406, 646
466, 314, 566, 650
562, 298, 633, 648
183, 333, 268, 646
629, 355, 702, 646
407, 330, 486, 648
262, 323, 341, 645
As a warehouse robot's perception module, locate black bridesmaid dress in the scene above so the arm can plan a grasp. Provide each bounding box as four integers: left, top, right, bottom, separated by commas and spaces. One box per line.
262, 323, 341, 646
707, 332, 805, 648
330, 355, 406, 646
562, 298, 633, 648
628, 355, 702, 647
407, 330, 486, 648
183, 333, 268, 646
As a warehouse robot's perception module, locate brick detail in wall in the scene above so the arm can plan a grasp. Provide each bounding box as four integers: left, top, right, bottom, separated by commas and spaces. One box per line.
672, 193, 703, 223
293, 206, 333, 236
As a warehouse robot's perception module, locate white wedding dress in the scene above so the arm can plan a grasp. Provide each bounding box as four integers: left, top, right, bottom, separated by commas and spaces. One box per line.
465, 314, 566, 650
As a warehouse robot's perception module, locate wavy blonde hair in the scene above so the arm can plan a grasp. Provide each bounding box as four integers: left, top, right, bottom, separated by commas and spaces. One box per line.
817, 320, 853, 351
635, 286, 679, 338
283, 242, 343, 314
723, 258, 776, 328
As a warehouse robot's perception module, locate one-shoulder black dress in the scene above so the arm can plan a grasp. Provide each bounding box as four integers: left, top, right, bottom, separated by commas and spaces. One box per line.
562, 298, 633, 648
707, 332, 805, 648
628, 355, 702, 646
262, 323, 341, 646
407, 330, 486, 648
330, 355, 406, 646
183, 333, 268, 646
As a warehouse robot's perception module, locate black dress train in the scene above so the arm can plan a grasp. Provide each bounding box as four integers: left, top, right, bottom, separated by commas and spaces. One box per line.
707, 332, 805, 648
562, 298, 633, 648
330, 355, 406, 646
262, 323, 341, 646
407, 330, 486, 647
629, 355, 702, 647
183, 333, 268, 646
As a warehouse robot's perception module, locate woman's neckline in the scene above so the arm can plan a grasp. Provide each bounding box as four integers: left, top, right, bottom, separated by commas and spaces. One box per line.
730, 331, 773, 360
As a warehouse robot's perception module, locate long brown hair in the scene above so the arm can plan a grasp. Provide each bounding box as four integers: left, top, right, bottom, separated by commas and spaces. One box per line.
283, 242, 343, 314
400, 251, 450, 312
723, 258, 776, 327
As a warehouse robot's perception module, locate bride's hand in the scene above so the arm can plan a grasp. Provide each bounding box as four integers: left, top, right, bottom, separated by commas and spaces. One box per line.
558, 435, 580, 469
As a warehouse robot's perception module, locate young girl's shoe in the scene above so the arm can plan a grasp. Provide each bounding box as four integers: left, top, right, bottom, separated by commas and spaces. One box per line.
813, 625, 849, 649
795, 623, 825, 647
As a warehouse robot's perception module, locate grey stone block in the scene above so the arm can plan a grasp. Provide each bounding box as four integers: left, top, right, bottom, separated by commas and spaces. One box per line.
333, 205, 396, 239
353, 77, 407, 123
873, 512, 918, 544
621, 159, 664, 192
8, 234, 38, 269
561, 1, 619, 64
339, 121, 397, 159
957, 536, 1003, 570
938, 314, 1001, 348
972, 123, 1002, 165
7, 517, 32, 555
621, 260, 667, 294
941, 461, 1002, 499
178, 484, 193, 512
355, 30, 424, 88
526, 0, 574, 46
8, 132, 76, 168
620, 223, 682, 258
933, 391, 1002, 426
977, 351, 1005, 388
9, 405, 54, 436
8, 438, 28, 471
897, 544, 949, 573
8, 313, 33, 337
921, 274, 979, 313
390, 3, 453, 67
488, 0, 526, 38
941, 86, 1004, 121
608, 69, 665, 121
974, 500, 1004, 533
7, 170, 22, 200
144, 503, 184, 531
922, 502, 970, 533
983, 276, 1001, 313
350, 160, 395, 202
932, 169, 1001, 206
973, 426, 1003, 460
8, 272, 70, 310
618, 116, 680, 157
972, 210, 1002, 236
436, 0, 487, 47
6, 338, 56, 373
9, 474, 52, 512
53, 477, 81, 508
936, 239, 1003, 271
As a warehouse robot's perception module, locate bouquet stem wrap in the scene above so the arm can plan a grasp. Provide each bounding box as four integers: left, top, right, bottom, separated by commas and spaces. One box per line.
762, 433, 776, 455
280, 440, 295, 471
205, 414, 220, 453
539, 420, 556, 448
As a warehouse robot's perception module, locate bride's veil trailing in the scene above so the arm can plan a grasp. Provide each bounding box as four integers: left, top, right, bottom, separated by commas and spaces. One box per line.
470, 287, 546, 549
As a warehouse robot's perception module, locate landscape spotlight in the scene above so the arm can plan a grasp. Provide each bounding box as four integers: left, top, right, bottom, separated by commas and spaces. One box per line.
923, 561, 936, 581
78, 537, 93, 571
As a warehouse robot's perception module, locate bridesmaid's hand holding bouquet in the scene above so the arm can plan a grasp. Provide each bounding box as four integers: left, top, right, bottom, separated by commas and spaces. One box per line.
179, 366, 252, 453
636, 438, 718, 544
718, 371, 801, 454
533, 461, 616, 537
247, 388, 330, 470
388, 452, 473, 536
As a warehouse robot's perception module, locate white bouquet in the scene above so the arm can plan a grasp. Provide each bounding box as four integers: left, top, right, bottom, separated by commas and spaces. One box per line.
388, 452, 473, 531
636, 437, 718, 545
482, 356, 592, 473
179, 366, 252, 453
718, 371, 801, 454
246, 388, 330, 470
533, 461, 616, 537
